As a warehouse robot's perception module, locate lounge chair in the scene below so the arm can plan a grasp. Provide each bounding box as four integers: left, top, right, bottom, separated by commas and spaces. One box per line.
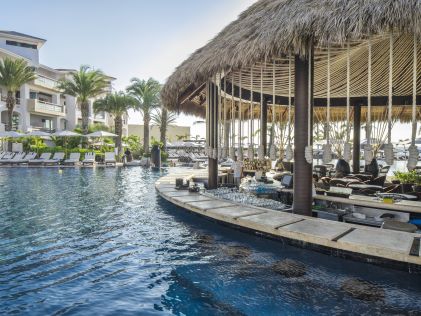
104, 152, 116, 165
82, 152, 96, 165
0, 152, 24, 165
28, 153, 52, 165
64, 152, 81, 165
43, 152, 65, 166
12, 152, 37, 165
0, 152, 13, 161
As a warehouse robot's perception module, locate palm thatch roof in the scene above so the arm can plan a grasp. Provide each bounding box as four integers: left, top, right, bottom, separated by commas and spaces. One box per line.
162, 0, 421, 118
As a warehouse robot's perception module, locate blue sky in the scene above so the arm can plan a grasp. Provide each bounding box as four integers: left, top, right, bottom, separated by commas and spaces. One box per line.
1, 0, 254, 126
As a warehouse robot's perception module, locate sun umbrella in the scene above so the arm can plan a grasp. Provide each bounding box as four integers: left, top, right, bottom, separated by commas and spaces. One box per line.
51, 131, 82, 137
0, 131, 25, 138
85, 131, 118, 137
26, 130, 51, 137
51, 131, 82, 156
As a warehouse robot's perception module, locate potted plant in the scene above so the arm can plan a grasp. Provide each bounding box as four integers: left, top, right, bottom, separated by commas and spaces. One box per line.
413, 174, 421, 193
394, 171, 417, 193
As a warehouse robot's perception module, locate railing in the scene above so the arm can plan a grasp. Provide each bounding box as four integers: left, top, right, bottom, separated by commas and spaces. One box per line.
33, 75, 58, 90
27, 99, 65, 116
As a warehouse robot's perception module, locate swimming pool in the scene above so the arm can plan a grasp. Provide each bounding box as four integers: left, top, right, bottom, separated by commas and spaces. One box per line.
0, 167, 420, 315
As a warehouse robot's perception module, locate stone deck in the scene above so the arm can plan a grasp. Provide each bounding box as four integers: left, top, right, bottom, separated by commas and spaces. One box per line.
155, 170, 421, 268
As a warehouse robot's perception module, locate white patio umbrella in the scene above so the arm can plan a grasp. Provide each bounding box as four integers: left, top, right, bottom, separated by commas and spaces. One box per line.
26, 130, 51, 137
0, 131, 25, 138
85, 131, 118, 138
51, 130, 82, 155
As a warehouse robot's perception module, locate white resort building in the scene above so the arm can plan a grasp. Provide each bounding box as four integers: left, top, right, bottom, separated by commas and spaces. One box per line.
0, 31, 127, 134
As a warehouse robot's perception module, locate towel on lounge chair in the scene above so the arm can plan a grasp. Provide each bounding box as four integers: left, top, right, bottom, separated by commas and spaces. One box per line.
43, 152, 65, 165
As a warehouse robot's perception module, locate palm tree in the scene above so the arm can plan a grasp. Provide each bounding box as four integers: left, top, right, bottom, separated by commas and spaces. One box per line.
57, 65, 108, 134
127, 78, 161, 155
151, 107, 177, 151
0, 58, 36, 133
93, 92, 136, 155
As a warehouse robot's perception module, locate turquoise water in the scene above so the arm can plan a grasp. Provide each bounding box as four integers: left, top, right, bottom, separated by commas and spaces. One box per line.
0, 167, 421, 315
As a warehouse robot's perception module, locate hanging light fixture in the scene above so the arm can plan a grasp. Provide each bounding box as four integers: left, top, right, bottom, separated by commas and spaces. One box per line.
384, 33, 395, 166
305, 48, 314, 164
269, 60, 277, 160
258, 65, 265, 160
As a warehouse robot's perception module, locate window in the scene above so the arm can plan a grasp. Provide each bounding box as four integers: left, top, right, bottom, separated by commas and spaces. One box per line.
29, 92, 37, 99
6, 40, 37, 50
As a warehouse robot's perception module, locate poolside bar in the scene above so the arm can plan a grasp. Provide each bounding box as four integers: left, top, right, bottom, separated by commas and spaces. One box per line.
161, 0, 421, 268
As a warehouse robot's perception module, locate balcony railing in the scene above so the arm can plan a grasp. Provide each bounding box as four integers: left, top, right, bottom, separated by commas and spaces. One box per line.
33, 75, 59, 90
27, 99, 66, 116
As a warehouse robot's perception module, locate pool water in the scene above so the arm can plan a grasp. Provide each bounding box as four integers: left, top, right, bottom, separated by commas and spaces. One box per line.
0, 168, 420, 315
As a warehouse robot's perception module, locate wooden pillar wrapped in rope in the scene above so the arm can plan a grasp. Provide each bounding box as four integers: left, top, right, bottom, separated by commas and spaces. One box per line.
293, 43, 313, 216
259, 65, 267, 159
353, 104, 362, 173
269, 60, 277, 160
223, 75, 229, 158
363, 38, 374, 165
285, 54, 294, 161
208, 79, 219, 189
322, 45, 332, 164
238, 70, 243, 161
408, 33, 419, 171
384, 33, 395, 166
230, 73, 236, 160
343, 42, 352, 162
248, 67, 254, 159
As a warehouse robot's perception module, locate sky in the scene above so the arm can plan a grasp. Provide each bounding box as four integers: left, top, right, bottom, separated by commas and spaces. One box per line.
1, 0, 255, 131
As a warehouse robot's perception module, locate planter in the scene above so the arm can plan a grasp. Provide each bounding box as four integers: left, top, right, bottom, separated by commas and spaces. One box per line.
400, 183, 415, 193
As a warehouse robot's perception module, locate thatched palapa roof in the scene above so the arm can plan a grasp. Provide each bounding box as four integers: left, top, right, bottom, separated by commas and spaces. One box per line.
162, 0, 421, 120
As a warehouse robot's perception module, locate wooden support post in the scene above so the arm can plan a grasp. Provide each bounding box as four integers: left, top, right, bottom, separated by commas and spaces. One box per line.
261, 97, 268, 156
353, 103, 361, 173
293, 48, 313, 216
208, 81, 218, 189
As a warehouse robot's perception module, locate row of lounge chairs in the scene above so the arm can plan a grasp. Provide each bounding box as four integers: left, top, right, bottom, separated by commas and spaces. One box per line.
0, 151, 117, 166
168, 150, 207, 162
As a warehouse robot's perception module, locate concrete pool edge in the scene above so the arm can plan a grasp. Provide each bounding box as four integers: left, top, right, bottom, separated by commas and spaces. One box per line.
155, 173, 421, 273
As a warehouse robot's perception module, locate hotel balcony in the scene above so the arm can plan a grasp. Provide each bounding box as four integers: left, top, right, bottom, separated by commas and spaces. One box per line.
27, 99, 66, 116
32, 75, 59, 90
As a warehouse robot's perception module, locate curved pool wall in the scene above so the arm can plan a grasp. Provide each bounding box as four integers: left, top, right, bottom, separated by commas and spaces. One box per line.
1, 168, 421, 315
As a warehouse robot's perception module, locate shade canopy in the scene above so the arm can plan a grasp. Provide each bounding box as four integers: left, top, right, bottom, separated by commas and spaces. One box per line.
26, 130, 51, 137
0, 131, 25, 138
51, 131, 82, 137
85, 131, 118, 138
161, 0, 421, 121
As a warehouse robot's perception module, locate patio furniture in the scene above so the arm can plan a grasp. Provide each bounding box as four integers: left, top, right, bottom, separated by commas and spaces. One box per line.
64, 153, 81, 165
43, 152, 65, 166
0, 152, 24, 165
82, 152, 96, 165
28, 153, 52, 165
104, 152, 116, 165
12, 152, 37, 165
